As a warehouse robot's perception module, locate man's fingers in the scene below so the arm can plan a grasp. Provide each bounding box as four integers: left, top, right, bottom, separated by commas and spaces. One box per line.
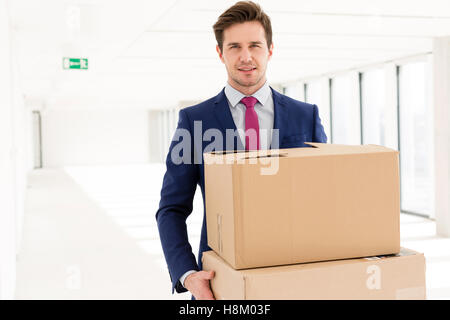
195, 287, 215, 300
186, 270, 216, 300
204, 270, 215, 280
196, 293, 215, 300
195, 270, 215, 280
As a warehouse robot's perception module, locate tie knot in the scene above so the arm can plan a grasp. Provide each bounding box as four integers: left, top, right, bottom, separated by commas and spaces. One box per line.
240, 96, 258, 109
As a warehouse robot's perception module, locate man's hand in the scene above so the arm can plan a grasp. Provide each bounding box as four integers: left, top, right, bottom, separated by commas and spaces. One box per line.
184, 270, 215, 300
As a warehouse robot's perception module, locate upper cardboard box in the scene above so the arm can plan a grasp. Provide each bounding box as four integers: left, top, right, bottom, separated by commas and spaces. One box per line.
204, 143, 401, 269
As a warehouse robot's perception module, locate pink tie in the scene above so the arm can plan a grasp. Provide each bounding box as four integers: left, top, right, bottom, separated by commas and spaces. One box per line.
241, 96, 260, 151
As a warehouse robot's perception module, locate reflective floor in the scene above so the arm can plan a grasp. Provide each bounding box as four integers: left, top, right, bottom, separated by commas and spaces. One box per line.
15, 165, 450, 299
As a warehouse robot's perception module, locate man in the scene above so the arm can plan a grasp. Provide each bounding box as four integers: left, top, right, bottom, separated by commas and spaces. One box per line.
156, 1, 327, 300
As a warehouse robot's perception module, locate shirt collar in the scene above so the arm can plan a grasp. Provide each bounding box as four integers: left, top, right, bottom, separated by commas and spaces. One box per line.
224, 81, 271, 108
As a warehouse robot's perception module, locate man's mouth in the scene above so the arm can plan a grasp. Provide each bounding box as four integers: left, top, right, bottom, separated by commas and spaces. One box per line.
238, 66, 256, 72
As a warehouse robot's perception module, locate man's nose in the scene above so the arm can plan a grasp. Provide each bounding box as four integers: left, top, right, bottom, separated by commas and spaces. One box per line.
240, 48, 252, 63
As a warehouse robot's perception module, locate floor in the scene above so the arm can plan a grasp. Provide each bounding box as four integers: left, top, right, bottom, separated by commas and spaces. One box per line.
15, 165, 450, 299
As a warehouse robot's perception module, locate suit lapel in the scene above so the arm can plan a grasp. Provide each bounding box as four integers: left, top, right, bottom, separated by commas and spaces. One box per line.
213, 89, 245, 150
271, 87, 288, 149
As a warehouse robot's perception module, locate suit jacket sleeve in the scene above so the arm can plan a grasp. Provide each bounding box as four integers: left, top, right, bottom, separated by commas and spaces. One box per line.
156, 109, 199, 294
312, 104, 328, 143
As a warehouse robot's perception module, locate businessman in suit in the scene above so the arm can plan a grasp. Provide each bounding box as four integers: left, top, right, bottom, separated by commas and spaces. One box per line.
156, 1, 327, 300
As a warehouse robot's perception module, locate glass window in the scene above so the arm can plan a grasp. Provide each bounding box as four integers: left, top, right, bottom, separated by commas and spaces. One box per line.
305, 79, 331, 142
398, 61, 433, 216
361, 69, 387, 146
283, 82, 304, 101
330, 74, 361, 144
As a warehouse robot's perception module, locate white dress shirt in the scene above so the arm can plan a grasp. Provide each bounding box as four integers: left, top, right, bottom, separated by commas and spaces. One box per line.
224, 81, 274, 150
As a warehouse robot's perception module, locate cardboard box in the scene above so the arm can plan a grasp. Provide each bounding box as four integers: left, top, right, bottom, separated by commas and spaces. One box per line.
204, 143, 400, 269
202, 248, 426, 300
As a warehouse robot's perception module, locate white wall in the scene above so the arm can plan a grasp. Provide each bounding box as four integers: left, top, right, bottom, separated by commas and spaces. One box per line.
41, 108, 151, 167
0, 0, 16, 300
0, 0, 30, 299
148, 110, 164, 163
11, 41, 29, 258
433, 37, 450, 236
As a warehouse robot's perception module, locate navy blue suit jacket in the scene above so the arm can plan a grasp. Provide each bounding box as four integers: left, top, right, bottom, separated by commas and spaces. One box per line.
156, 87, 327, 293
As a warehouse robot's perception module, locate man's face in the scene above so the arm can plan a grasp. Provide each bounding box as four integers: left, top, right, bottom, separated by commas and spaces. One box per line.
217, 21, 273, 94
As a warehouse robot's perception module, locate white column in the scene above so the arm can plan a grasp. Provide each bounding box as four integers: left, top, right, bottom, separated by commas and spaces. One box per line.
320, 77, 331, 143
12, 52, 27, 257
298, 82, 306, 102
0, 0, 16, 299
148, 110, 163, 163
350, 71, 362, 145
433, 37, 450, 236
162, 110, 169, 157
283, 81, 304, 101
383, 63, 399, 151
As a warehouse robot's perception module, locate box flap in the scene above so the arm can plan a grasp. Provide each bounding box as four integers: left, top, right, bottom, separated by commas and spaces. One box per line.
204, 143, 398, 163
302, 142, 398, 155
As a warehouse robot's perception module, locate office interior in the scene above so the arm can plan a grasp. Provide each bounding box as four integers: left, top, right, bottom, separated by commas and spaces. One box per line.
1, 0, 450, 299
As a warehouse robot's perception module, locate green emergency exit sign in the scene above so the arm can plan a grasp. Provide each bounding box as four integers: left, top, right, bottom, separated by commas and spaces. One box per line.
63, 57, 88, 70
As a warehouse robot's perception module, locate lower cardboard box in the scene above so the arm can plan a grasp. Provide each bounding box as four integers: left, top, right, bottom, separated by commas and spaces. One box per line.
202, 247, 426, 300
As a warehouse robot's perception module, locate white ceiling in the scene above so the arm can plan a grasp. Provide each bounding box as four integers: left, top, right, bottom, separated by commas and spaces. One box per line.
7, 0, 450, 109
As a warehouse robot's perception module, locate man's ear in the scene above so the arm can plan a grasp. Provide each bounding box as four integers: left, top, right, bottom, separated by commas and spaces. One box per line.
268, 43, 274, 60
216, 45, 225, 63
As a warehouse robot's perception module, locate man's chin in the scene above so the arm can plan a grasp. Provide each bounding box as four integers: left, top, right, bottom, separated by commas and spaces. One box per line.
235, 79, 259, 88
229, 74, 265, 90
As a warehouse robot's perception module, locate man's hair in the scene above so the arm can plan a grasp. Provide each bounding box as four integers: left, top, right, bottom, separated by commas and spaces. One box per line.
213, 1, 272, 52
